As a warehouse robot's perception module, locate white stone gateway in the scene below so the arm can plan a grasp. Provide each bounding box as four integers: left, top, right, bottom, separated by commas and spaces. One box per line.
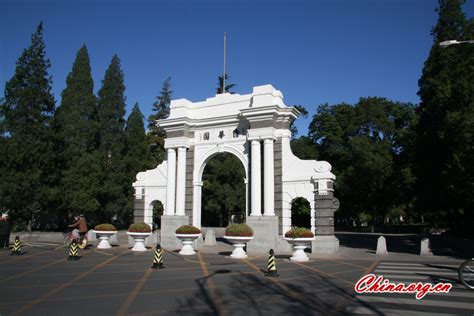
133, 85, 340, 253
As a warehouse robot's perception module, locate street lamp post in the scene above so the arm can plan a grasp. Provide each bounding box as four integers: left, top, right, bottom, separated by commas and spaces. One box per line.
439, 39, 474, 47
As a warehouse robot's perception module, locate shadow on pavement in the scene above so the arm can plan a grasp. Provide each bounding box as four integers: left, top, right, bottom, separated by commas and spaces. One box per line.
173, 264, 384, 315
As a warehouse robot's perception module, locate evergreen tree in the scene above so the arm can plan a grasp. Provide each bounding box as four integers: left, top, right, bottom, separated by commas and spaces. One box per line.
216, 74, 236, 94
56, 45, 98, 155
96, 55, 128, 223
124, 103, 152, 226
126, 103, 152, 179
147, 77, 172, 166
415, 0, 473, 232
54, 45, 102, 221
0, 23, 57, 229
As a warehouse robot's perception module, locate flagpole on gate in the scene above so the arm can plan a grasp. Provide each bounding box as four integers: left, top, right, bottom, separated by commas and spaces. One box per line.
223, 32, 227, 94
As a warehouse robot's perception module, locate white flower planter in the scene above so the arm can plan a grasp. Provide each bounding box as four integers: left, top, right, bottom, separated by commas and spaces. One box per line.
224, 236, 254, 259
284, 237, 315, 262
175, 233, 201, 255
127, 232, 152, 251
93, 230, 118, 249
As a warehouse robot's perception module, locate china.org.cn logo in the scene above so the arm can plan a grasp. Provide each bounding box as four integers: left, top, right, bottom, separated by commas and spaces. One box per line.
355, 274, 452, 299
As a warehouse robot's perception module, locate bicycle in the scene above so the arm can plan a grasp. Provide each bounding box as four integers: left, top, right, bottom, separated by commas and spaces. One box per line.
63, 228, 88, 250
458, 258, 474, 290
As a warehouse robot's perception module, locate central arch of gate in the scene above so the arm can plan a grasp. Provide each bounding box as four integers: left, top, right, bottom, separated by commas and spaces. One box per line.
133, 85, 340, 253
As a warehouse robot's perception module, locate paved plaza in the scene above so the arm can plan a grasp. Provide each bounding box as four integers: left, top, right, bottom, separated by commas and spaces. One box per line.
0, 234, 473, 315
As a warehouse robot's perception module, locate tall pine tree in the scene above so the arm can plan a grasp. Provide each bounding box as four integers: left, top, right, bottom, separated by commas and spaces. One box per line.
126, 103, 152, 179
415, 0, 473, 232
0, 23, 57, 229
147, 77, 172, 166
124, 103, 152, 225
96, 55, 128, 223
54, 45, 102, 221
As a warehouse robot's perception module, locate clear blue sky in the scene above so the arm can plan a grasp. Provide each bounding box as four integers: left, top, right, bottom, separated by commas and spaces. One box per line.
1, 0, 473, 136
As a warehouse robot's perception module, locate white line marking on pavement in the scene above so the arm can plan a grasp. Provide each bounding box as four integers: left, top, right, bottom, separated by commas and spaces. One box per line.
379, 262, 460, 267
345, 305, 456, 316
355, 295, 474, 310
375, 269, 459, 275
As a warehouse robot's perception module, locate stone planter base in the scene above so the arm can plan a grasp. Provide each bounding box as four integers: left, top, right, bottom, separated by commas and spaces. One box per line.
93, 230, 118, 249
175, 234, 201, 255
127, 232, 152, 251
285, 237, 314, 262
224, 236, 254, 259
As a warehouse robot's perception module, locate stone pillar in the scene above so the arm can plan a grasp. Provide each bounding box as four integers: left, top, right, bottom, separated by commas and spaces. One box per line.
250, 140, 261, 216
175, 147, 187, 216
263, 139, 274, 216
133, 187, 145, 222
312, 180, 340, 254
244, 178, 249, 216
165, 148, 176, 216
192, 181, 203, 228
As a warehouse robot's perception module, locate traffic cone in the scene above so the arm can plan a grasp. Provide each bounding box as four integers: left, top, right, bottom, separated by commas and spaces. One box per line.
265, 249, 279, 277
151, 244, 165, 269
10, 236, 22, 255
67, 240, 80, 261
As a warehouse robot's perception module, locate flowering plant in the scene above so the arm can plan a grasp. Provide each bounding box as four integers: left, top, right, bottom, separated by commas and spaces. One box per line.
175, 225, 201, 234
94, 223, 117, 231
225, 224, 253, 237
284, 227, 314, 238
128, 223, 152, 233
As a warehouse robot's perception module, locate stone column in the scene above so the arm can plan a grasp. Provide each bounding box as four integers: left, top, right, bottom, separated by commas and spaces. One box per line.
165, 148, 176, 216
250, 140, 261, 216
263, 139, 274, 216
312, 180, 340, 254
192, 181, 203, 228
244, 178, 249, 216
175, 147, 187, 216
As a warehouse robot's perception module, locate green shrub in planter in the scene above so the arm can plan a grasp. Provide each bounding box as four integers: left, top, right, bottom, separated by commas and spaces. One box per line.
175, 225, 201, 234
94, 223, 117, 231
225, 224, 254, 237
128, 223, 152, 233
284, 227, 314, 238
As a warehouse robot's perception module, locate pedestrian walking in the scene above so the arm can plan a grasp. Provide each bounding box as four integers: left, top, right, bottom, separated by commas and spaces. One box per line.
0, 213, 12, 250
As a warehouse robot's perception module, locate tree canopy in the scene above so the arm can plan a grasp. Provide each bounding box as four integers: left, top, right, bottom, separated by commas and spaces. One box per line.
1, 23, 57, 229
415, 0, 474, 232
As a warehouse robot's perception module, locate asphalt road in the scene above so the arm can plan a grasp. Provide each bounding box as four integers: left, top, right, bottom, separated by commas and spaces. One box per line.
0, 242, 473, 316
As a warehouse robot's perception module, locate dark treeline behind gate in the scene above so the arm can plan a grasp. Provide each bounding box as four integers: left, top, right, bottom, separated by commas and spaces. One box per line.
1, 0, 472, 236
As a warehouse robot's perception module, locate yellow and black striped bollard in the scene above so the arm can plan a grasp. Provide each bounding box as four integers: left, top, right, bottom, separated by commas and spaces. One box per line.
10, 236, 22, 256
265, 249, 279, 277
67, 240, 80, 261
151, 244, 165, 269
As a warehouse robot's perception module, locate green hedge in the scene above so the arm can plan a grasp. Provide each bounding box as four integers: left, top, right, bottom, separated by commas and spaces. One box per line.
285, 227, 314, 238
94, 223, 117, 231
225, 224, 253, 237
128, 223, 152, 233
175, 225, 201, 234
